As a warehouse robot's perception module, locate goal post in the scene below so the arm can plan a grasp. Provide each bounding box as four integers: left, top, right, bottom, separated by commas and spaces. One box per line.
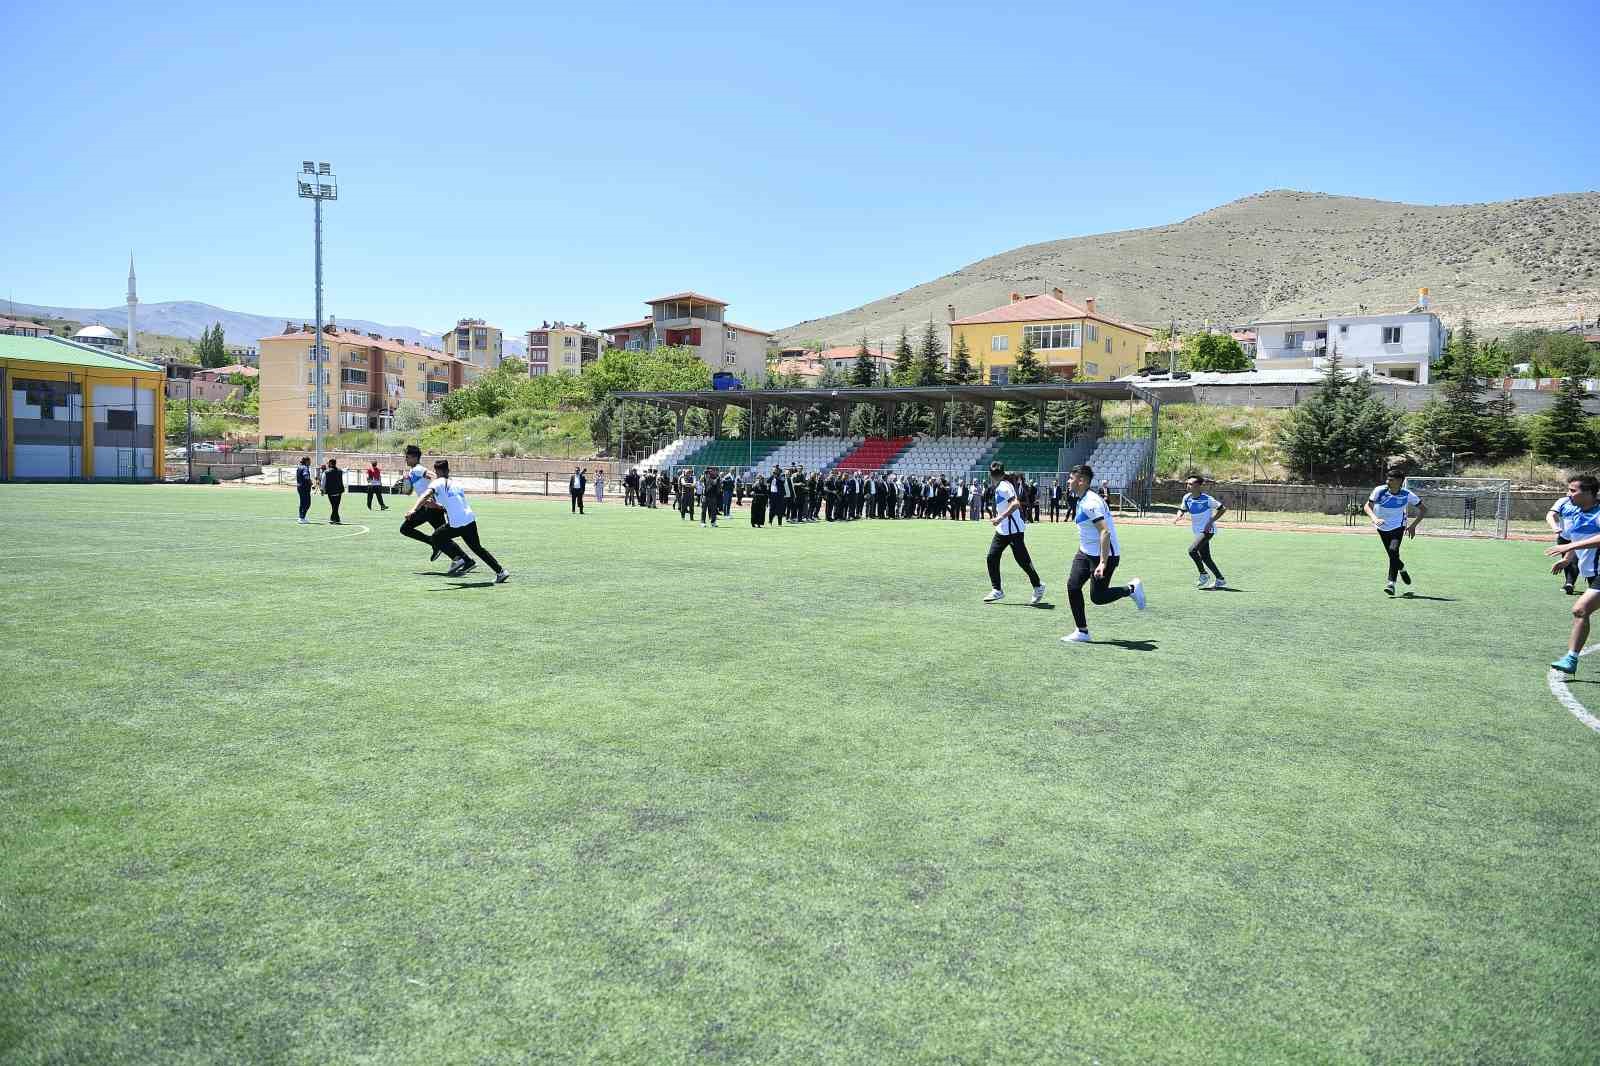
1402, 476, 1512, 539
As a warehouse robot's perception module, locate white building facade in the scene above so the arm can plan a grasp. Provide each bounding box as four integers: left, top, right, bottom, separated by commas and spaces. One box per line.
1251, 311, 1445, 384
602, 292, 771, 381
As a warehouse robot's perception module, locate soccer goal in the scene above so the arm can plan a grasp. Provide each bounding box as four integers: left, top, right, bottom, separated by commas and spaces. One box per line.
1403, 476, 1512, 539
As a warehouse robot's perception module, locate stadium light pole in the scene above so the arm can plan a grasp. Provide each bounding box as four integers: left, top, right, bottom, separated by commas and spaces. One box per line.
297, 161, 338, 467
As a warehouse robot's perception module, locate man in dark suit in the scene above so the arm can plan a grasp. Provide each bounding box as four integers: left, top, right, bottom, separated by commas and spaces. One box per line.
768, 466, 786, 526
295, 456, 314, 523
570, 467, 587, 514
324, 458, 346, 525
721, 470, 735, 517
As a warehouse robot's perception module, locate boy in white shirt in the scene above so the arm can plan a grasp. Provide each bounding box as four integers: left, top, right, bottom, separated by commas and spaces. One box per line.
1061, 464, 1146, 644
410, 460, 509, 583
1362, 468, 1427, 596
983, 461, 1045, 605
1173, 474, 1227, 589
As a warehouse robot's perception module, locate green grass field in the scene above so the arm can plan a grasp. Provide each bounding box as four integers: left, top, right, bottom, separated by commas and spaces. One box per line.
2, 485, 1597, 1064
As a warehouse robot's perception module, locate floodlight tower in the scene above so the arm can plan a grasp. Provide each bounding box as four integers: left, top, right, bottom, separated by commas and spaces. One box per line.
296, 161, 338, 466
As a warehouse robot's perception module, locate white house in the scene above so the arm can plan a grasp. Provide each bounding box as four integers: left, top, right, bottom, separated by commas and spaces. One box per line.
1251, 311, 1446, 384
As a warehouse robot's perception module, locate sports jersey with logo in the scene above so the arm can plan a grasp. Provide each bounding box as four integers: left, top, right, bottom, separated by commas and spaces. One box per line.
1559, 500, 1600, 577
1368, 486, 1421, 531
1180, 492, 1222, 535
994, 480, 1025, 535
1073, 490, 1121, 557
432, 478, 476, 528
406, 463, 431, 496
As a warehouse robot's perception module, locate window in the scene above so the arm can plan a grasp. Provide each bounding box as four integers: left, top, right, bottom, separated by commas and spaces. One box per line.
307, 414, 328, 430
106, 409, 136, 431
563, 335, 575, 347
307, 346, 328, 362
340, 411, 365, 430
343, 390, 370, 408
1339, 324, 1349, 335
1084, 361, 1099, 377
988, 367, 1010, 385
1382, 326, 1403, 344
1085, 323, 1099, 343
341, 368, 368, 385
1023, 324, 1080, 350
1316, 329, 1328, 342
474, 329, 487, 350
1283, 331, 1305, 350
307, 368, 329, 384
991, 335, 1009, 352
347, 351, 367, 365
1105, 337, 1113, 354
723, 354, 738, 367
726, 328, 737, 341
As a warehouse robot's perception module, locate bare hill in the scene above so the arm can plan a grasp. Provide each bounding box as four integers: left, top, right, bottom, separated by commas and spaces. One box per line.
778, 189, 1600, 347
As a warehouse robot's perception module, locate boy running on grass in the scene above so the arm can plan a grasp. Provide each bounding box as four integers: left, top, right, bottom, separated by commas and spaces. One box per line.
410, 460, 510, 584
1060, 464, 1145, 644
397, 444, 465, 567
983, 461, 1046, 605
1546, 477, 1593, 595
1173, 474, 1227, 589
1362, 468, 1426, 597
1545, 475, 1600, 674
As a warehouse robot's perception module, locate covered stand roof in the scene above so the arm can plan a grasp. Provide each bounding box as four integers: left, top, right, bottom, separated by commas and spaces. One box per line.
613, 381, 1158, 409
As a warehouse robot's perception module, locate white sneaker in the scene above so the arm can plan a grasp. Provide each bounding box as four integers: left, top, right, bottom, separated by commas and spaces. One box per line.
1060, 630, 1091, 643
1030, 586, 1046, 605
298, 518, 309, 525
983, 589, 1003, 603
1212, 578, 1226, 589
1196, 574, 1211, 589
495, 570, 510, 584
1129, 578, 1147, 610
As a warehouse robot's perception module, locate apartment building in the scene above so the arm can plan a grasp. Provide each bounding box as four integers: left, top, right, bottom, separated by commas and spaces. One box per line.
949, 288, 1154, 383
525, 321, 603, 376
257, 323, 482, 442
601, 292, 772, 380
1251, 311, 1445, 383
442, 318, 504, 367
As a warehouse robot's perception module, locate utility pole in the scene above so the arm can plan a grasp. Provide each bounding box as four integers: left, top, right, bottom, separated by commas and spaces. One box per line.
186, 373, 194, 482
296, 161, 338, 467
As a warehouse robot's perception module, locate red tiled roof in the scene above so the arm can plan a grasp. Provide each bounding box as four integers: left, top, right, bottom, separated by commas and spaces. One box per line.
728, 321, 773, 338
950, 293, 1155, 336
258, 326, 462, 362
196, 363, 259, 379
600, 318, 653, 333
773, 358, 824, 377
646, 291, 728, 306
0, 317, 52, 332
819, 345, 892, 361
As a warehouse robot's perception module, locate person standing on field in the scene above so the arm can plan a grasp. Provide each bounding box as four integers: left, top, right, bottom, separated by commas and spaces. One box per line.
1546, 478, 1600, 674
983, 461, 1046, 606
323, 458, 346, 525
295, 456, 313, 524
365, 460, 388, 511
1546, 478, 1593, 595
570, 467, 587, 514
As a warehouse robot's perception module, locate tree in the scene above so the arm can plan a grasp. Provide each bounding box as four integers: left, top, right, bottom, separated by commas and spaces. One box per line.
948, 334, 975, 384
1532, 372, 1597, 466
995, 334, 1045, 437
850, 335, 876, 388
197, 323, 227, 368
1482, 389, 1528, 460
913, 321, 945, 386
1276, 349, 1406, 482
1181, 332, 1251, 372
1433, 318, 1479, 381
891, 327, 914, 386
1409, 341, 1488, 466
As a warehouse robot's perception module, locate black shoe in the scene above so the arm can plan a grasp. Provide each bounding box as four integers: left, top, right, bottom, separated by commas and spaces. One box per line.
430, 547, 442, 562
1399, 570, 1412, 585
455, 559, 478, 577
1564, 583, 1575, 595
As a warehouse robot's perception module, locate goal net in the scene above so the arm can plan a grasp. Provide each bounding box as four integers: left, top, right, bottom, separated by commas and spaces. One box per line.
1402, 476, 1512, 539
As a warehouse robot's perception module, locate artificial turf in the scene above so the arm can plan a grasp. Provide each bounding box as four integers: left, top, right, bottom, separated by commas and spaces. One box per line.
1, 484, 1597, 1064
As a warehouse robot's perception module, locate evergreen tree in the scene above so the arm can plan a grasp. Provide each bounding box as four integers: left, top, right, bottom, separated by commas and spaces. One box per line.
996, 334, 1045, 437
1532, 372, 1597, 465
1482, 389, 1528, 459
949, 334, 975, 384
850, 335, 876, 388
891, 327, 914, 385
197, 323, 228, 368
1276, 350, 1405, 482
913, 320, 945, 386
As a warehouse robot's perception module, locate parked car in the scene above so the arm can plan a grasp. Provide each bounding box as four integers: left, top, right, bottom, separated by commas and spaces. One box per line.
191, 442, 221, 453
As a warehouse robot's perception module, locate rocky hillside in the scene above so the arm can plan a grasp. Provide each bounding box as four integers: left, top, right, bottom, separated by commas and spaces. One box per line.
778, 189, 1600, 346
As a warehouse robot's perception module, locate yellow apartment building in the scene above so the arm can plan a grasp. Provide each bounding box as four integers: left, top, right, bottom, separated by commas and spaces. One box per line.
525, 322, 603, 376
257, 323, 483, 442
442, 318, 504, 367
948, 288, 1154, 383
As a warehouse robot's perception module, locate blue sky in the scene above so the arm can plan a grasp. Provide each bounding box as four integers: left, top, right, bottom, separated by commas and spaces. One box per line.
5, 0, 1596, 338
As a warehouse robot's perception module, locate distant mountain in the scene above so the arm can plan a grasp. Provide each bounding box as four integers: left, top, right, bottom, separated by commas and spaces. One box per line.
3, 299, 526, 358
778, 189, 1600, 347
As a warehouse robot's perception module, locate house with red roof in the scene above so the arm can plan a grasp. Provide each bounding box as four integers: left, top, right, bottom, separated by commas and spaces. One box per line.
601, 292, 772, 381
947, 288, 1155, 383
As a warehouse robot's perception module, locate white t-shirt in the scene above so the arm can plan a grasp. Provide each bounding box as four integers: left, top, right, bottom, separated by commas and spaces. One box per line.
1553, 499, 1600, 576
405, 463, 431, 496
1074, 490, 1121, 557
431, 477, 476, 528
1181, 492, 1222, 535
994, 480, 1025, 535
1368, 486, 1421, 532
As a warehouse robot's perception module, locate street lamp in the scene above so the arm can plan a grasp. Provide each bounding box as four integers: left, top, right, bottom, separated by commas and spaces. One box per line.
297, 161, 338, 466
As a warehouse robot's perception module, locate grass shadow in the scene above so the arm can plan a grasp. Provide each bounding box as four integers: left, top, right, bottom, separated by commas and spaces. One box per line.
428, 581, 498, 591
1399, 594, 1458, 602
1004, 602, 1057, 610
1203, 586, 1250, 593
1093, 639, 1159, 652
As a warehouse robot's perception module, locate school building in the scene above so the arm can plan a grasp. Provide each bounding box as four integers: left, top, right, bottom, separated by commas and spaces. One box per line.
0, 333, 165, 481
948, 289, 1155, 383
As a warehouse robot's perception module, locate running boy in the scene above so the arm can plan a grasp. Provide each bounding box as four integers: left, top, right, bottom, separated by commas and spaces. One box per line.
1546, 477, 1594, 595
1173, 475, 1226, 588
397, 444, 464, 566
1061, 464, 1145, 644
1546, 475, 1600, 674
1362, 469, 1426, 596
983, 461, 1046, 605
410, 460, 509, 583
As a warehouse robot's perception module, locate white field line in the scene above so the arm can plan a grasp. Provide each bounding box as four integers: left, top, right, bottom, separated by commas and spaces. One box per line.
1547, 645, 1600, 735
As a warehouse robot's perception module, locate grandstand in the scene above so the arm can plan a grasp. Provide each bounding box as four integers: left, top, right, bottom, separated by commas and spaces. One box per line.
614, 380, 1164, 506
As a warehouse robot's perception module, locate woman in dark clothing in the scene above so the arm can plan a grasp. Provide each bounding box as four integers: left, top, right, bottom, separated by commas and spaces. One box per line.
750, 476, 768, 527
